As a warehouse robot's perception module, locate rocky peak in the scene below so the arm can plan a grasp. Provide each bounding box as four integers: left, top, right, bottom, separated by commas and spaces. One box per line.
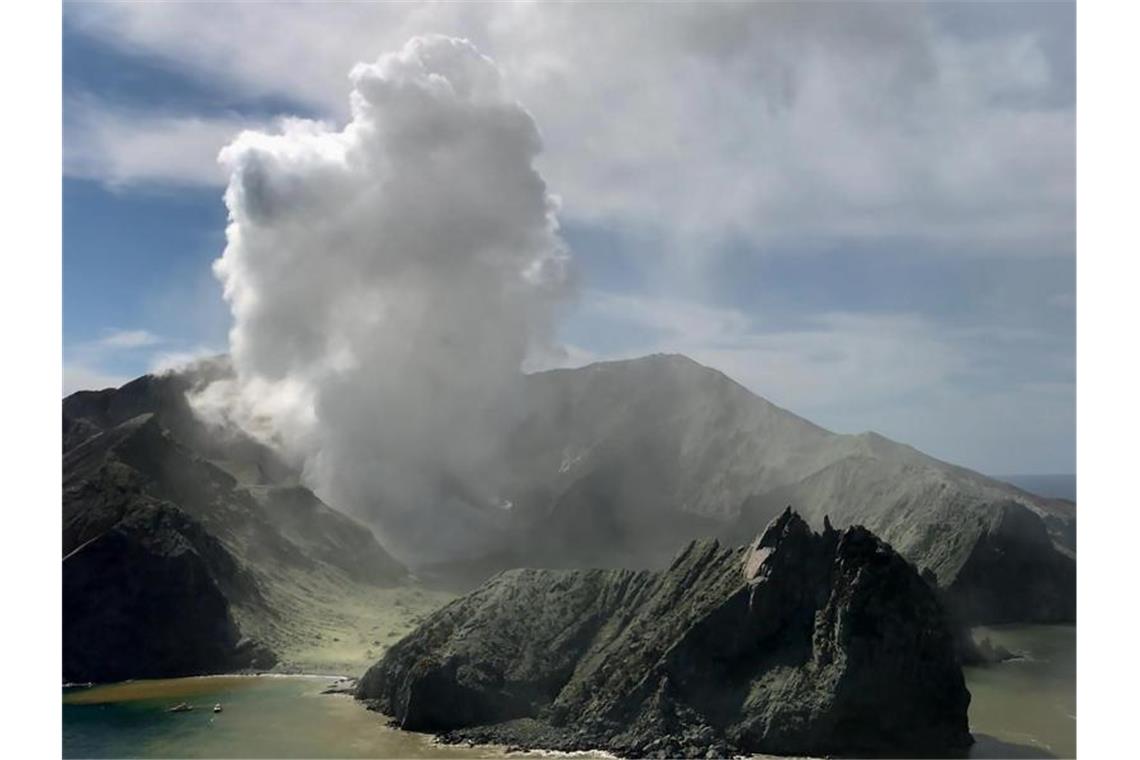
742, 505, 817, 582
358, 509, 972, 758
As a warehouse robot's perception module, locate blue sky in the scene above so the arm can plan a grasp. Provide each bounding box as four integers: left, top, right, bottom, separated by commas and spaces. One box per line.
62, 3, 1074, 475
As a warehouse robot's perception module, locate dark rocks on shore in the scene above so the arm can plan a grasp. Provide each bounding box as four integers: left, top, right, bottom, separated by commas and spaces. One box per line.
957, 634, 1020, 667
321, 677, 359, 695
973, 636, 1018, 664
356, 508, 973, 758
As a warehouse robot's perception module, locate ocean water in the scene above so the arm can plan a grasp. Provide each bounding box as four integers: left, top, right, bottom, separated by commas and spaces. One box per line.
994, 474, 1077, 502
64, 625, 1075, 759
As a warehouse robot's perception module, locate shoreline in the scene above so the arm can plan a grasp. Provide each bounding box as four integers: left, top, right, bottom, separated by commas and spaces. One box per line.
65, 673, 621, 760
64, 625, 1073, 759
64, 670, 355, 689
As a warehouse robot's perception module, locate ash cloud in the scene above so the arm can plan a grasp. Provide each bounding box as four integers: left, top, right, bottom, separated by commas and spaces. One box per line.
198, 36, 572, 561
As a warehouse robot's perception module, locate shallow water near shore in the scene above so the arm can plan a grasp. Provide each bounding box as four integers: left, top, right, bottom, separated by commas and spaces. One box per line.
63, 674, 539, 759
63, 625, 1074, 759
965, 624, 1075, 759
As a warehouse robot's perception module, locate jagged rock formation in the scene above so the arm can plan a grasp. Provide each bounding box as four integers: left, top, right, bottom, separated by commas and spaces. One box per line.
444, 353, 1074, 624
62, 364, 406, 682
357, 510, 972, 758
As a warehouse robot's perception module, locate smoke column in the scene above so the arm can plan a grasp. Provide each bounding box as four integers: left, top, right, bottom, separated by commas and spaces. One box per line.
199, 36, 572, 561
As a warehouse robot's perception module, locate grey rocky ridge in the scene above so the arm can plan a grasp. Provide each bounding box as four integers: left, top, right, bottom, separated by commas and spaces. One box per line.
477, 353, 1076, 625
62, 362, 406, 683
356, 508, 973, 758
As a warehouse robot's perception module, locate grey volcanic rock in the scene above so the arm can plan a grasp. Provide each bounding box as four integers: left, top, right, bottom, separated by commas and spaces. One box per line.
468, 354, 1075, 624
63, 409, 404, 586
63, 360, 293, 483
62, 366, 406, 681
357, 510, 972, 758
63, 500, 276, 683
944, 501, 1075, 623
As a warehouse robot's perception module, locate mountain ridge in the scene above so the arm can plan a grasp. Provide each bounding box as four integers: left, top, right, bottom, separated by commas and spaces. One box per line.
480, 353, 1076, 623
522, 353, 1072, 529
64, 352, 1076, 627
62, 367, 410, 682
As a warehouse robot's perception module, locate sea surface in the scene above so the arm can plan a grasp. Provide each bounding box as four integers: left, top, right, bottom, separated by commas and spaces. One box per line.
994, 474, 1077, 502
63, 625, 1075, 759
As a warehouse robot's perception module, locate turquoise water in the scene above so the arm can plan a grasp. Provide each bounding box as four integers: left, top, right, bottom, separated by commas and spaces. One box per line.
64, 625, 1075, 759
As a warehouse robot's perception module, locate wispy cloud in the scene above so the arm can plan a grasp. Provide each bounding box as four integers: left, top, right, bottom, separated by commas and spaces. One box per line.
62, 364, 130, 395
64, 98, 255, 188
64, 327, 166, 395
92, 328, 162, 349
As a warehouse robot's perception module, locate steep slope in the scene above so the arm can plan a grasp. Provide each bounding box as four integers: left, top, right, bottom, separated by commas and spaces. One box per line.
63, 360, 294, 484
736, 450, 1076, 622
358, 510, 972, 758
485, 354, 1075, 623
62, 367, 407, 681
63, 499, 274, 683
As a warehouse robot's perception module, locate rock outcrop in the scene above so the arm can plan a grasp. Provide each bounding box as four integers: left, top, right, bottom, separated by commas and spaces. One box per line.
62, 365, 407, 682
357, 509, 973, 758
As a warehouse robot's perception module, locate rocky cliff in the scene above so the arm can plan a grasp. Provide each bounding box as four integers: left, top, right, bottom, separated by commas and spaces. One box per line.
62, 366, 407, 682
357, 509, 973, 758
63, 499, 274, 683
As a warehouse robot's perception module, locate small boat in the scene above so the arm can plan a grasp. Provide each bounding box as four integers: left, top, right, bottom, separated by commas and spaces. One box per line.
167, 702, 193, 713
213, 704, 223, 714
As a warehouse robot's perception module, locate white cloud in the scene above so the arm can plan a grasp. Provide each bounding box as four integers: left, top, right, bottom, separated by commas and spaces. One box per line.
202, 36, 571, 560
65, 3, 1074, 257
67, 327, 165, 365
65, 99, 254, 187
93, 328, 161, 349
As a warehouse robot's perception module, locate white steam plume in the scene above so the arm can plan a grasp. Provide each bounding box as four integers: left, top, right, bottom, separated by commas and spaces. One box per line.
200, 36, 572, 561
